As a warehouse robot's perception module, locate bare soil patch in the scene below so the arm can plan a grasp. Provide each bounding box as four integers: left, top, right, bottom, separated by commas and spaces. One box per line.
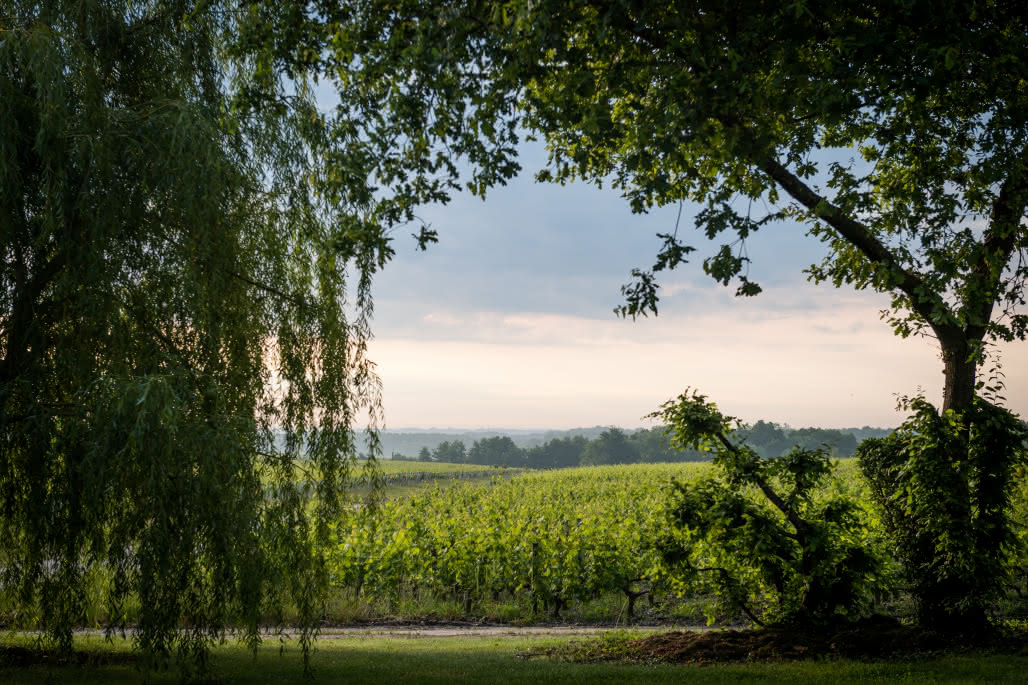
552, 615, 1028, 664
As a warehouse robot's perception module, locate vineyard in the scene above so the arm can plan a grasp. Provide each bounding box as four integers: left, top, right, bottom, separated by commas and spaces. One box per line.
4, 458, 1018, 629
327, 461, 896, 622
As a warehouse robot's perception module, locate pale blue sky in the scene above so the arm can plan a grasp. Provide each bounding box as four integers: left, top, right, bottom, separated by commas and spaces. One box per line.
361, 139, 1027, 430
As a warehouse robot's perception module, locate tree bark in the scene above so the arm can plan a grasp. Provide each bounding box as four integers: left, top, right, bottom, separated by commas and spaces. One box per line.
939, 333, 977, 414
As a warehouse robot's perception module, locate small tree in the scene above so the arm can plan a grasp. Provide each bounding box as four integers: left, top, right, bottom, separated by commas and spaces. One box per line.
525, 436, 588, 468
468, 436, 524, 467
654, 390, 884, 626
434, 439, 467, 463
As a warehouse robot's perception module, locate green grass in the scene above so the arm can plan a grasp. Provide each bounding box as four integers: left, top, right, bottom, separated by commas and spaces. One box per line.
2, 633, 1024, 684
364, 460, 510, 474
347, 461, 519, 499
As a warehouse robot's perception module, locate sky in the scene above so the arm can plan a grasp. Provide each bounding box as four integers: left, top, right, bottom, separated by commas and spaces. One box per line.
362, 140, 1027, 431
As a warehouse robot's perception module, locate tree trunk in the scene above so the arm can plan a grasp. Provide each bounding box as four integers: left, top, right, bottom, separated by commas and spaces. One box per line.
939, 333, 977, 414
925, 330, 993, 634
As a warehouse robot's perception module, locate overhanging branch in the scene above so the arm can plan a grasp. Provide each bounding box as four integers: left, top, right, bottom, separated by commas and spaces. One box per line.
616, 8, 961, 337
715, 433, 807, 541
970, 147, 1028, 336
760, 158, 957, 336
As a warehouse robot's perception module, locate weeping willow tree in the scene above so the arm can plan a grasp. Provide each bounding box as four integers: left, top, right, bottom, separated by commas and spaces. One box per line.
0, 0, 396, 674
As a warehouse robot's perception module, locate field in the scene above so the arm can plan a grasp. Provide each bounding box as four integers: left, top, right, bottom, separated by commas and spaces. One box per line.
346, 460, 519, 499
363, 460, 505, 474
5, 458, 1028, 682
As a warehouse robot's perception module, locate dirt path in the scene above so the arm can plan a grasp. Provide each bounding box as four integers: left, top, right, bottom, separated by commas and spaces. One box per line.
63, 623, 704, 641
315, 624, 702, 639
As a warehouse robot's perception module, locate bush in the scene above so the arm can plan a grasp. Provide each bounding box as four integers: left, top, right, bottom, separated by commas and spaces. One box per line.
653, 390, 886, 626
858, 397, 1027, 631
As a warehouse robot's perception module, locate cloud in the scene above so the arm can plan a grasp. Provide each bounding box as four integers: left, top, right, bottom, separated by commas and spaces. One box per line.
382, 274, 892, 341
374, 313, 998, 431
372, 137, 832, 322
422, 312, 464, 327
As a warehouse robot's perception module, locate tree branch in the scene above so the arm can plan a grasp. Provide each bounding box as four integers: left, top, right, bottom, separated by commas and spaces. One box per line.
110, 292, 198, 378
226, 270, 312, 310
614, 7, 960, 339
695, 566, 766, 627
716, 432, 808, 540
970, 148, 1028, 336
760, 158, 958, 336
0, 249, 68, 387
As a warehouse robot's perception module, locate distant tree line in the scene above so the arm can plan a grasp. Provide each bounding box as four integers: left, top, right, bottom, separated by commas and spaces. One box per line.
391, 424, 888, 468
738, 421, 865, 459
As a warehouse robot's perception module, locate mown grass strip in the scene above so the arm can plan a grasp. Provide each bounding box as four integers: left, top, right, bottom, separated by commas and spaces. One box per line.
2, 634, 1026, 684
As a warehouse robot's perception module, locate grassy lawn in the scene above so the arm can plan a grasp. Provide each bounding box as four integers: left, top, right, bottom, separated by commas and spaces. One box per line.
2, 633, 1023, 684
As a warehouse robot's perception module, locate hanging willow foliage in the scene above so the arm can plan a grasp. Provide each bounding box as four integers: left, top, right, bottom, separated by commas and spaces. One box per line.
0, 0, 391, 675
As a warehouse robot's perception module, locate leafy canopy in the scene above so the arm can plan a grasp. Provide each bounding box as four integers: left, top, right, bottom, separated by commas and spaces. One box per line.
258, 1, 1028, 403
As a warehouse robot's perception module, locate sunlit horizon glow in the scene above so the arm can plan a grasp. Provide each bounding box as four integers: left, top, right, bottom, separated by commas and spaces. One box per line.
369, 281, 1028, 431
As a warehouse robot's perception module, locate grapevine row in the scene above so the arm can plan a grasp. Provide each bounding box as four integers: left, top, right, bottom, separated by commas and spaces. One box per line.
329, 464, 711, 617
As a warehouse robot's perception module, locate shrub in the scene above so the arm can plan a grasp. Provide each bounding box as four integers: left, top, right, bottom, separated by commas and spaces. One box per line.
858, 397, 1027, 631
654, 390, 886, 626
